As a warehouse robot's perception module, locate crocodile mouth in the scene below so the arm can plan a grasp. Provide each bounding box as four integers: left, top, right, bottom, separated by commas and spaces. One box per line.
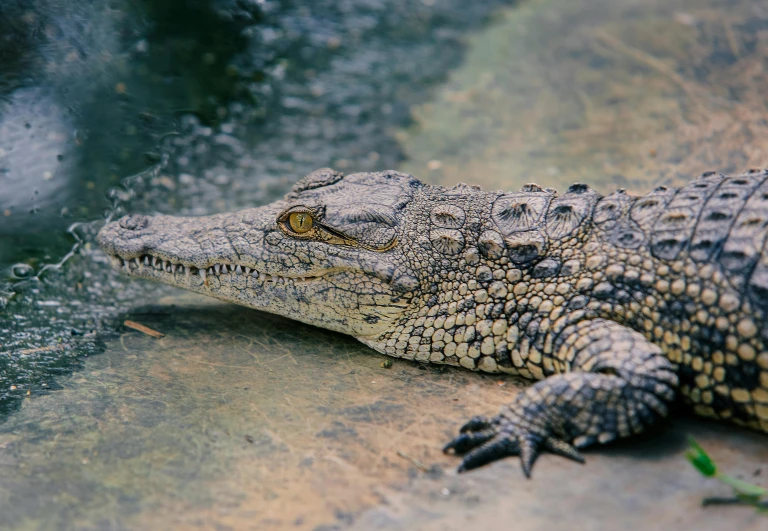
107, 253, 325, 284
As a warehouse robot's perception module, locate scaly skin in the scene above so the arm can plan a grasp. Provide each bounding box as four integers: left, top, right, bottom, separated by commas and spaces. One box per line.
98, 167, 768, 477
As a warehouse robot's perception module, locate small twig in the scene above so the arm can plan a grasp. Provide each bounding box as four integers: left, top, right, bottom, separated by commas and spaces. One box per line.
123, 320, 165, 338
703, 497, 768, 509
12, 345, 64, 356
396, 450, 430, 472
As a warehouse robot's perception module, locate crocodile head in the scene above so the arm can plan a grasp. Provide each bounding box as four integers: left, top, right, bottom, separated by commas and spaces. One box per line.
97, 169, 426, 340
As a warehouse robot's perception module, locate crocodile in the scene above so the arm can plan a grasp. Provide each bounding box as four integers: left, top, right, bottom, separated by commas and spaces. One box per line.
97, 167, 768, 477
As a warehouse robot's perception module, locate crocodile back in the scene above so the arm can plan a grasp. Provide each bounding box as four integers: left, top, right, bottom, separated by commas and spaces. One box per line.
629, 170, 768, 316
598, 170, 768, 431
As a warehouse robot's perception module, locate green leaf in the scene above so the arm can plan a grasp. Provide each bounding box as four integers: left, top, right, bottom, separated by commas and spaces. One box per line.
686, 438, 717, 477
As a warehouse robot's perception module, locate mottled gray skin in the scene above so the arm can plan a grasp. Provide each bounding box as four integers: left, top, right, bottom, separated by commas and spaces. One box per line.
98, 168, 768, 476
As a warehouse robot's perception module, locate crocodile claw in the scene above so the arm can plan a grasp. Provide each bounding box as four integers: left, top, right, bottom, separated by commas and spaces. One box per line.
459, 415, 493, 433
444, 417, 585, 477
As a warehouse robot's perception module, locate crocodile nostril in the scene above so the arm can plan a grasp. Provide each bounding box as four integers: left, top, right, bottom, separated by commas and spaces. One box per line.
119, 214, 149, 231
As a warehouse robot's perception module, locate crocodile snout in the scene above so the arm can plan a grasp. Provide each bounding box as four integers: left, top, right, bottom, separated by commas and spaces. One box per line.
97, 214, 153, 259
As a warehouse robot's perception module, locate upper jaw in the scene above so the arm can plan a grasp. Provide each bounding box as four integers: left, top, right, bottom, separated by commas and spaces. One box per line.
97, 205, 332, 286
97, 211, 259, 268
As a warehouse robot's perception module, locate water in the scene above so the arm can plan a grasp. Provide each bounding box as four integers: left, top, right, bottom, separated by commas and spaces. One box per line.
1, 0, 768, 529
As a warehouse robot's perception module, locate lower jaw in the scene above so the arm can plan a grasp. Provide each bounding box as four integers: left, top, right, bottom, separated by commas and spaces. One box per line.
116, 264, 405, 338
122, 266, 331, 327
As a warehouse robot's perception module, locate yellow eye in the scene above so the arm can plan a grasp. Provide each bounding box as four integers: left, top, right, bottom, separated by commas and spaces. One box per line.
288, 212, 313, 233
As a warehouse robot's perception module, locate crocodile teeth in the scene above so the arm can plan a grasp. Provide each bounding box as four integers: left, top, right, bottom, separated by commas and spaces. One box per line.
112, 252, 325, 286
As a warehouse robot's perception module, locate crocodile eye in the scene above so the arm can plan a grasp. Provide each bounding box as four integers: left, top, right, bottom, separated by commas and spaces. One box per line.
288, 212, 313, 233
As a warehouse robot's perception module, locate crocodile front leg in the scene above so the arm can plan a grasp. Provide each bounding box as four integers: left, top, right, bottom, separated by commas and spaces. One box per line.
443, 319, 679, 477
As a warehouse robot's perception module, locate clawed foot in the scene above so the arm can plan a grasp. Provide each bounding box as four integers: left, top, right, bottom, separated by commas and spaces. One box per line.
443, 415, 585, 477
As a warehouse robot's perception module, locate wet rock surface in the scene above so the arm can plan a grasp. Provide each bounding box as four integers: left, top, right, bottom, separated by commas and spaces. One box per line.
0, 294, 520, 529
